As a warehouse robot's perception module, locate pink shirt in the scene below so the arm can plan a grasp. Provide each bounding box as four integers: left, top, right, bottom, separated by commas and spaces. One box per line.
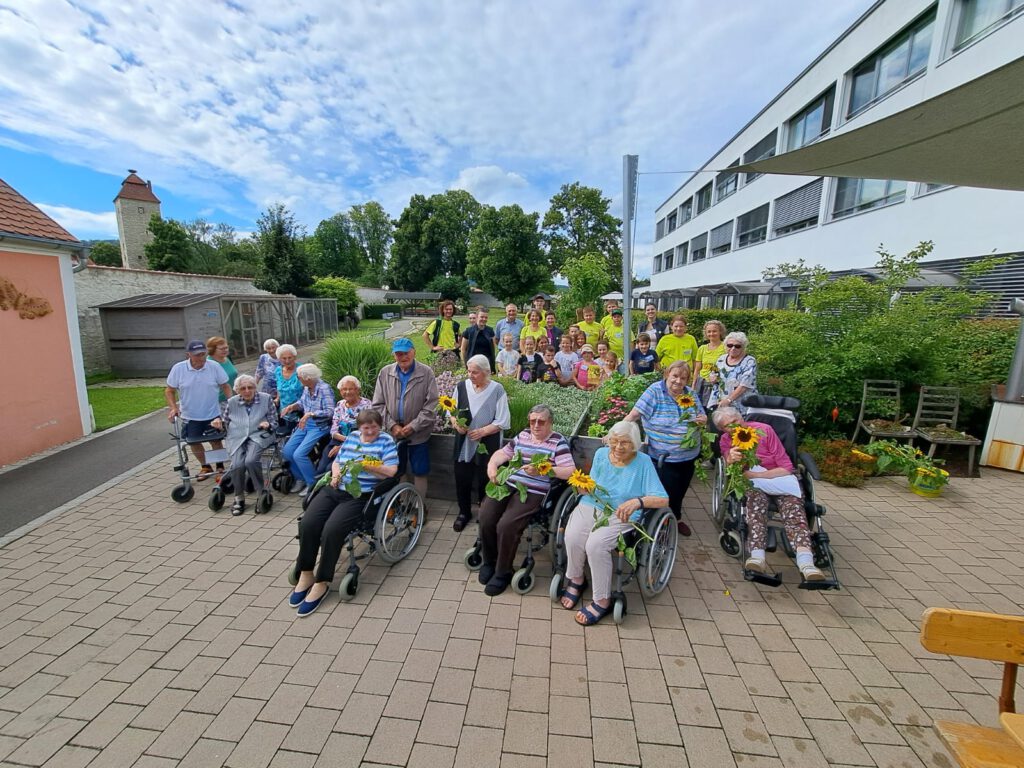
718, 421, 793, 473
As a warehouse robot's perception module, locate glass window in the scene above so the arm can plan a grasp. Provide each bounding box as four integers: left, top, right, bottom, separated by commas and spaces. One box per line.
773, 179, 824, 236
955, 0, 1024, 49
679, 198, 693, 224
675, 242, 688, 266
696, 183, 713, 214
917, 181, 953, 195
664, 250, 674, 270
690, 233, 708, 262
848, 10, 935, 117
787, 87, 835, 150
743, 130, 777, 183
655, 218, 665, 240
833, 178, 907, 218
736, 204, 770, 247
667, 211, 677, 233
715, 160, 740, 203
653, 254, 662, 273
710, 222, 733, 256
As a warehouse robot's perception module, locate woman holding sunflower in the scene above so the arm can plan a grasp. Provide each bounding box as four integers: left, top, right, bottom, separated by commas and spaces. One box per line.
478, 405, 575, 596
624, 360, 707, 537
711, 407, 825, 581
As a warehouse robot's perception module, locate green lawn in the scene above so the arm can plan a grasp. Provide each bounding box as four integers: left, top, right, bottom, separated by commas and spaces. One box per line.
88, 387, 167, 431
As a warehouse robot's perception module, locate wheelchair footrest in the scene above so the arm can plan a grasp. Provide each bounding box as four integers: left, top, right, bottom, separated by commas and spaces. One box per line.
798, 577, 839, 591
744, 569, 782, 588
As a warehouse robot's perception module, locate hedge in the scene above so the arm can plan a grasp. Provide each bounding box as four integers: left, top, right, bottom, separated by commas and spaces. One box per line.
362, 303, 402, 320
634, 309, 785, 340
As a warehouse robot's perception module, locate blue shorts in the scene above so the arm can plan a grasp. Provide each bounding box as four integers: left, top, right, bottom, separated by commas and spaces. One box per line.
405, 442, 430, 476
183, 418, 223, 444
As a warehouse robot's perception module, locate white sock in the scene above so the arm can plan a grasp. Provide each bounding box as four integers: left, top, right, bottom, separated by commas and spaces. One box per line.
796, 551, 814, 569
749, 548, 766, 561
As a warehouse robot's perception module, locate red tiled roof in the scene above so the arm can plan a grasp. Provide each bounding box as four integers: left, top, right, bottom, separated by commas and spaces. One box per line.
114, 172, 161, 204
0, 177, 79, 244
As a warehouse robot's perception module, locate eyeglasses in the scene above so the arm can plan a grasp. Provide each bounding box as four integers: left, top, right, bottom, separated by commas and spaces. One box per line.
726, 343, 743, 349
528, 418, 549, 425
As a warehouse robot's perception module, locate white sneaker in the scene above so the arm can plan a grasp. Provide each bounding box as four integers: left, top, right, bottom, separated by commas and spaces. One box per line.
800, 563, 826, 581
298, 487, 309, 498
744, 556, 767, 574
291, 480, 307, 494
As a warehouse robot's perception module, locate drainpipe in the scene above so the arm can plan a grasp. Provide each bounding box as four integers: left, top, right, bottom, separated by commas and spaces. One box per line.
72, 246, 88, 273
1005, 298, 1024, 402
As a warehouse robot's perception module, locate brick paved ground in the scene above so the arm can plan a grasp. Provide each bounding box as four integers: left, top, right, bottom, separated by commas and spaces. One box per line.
1, 459, 1022, 767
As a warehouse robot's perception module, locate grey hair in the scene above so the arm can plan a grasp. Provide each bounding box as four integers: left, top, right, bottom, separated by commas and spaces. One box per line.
528, 404, 554, 423
467, 354, 491, 373
233, 374, 257, 392
724, 331, 748, 348
297, 363, 322, 381
606, 420, 642, 452
712, 406, 743, 428
337, 375, 361, 389
263, 338, 280, 352
276, 343, 297, 358
664, 360, 691, 377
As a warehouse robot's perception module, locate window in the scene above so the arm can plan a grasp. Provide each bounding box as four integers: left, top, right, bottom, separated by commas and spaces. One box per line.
773, 178, 823, 236
679, 198, 693, 224
787, 88, 835, 150
675, 242, 688, 266
690, 233, 708, 262
848, 11, 935, 117
709, 222, 733, 256
696, 183, 713, 214
715, 160, 740, 203
743, 130, 777, 183
917, 181, 954, 196
655, 218, 665, 240
653, 254, 663, 273
667, 211, 677, 233
954, 0, 1024, 50
736, 204, 769, 247
832, 178, 907, 219
138, 206, 145, 214
664, 249, 674, 270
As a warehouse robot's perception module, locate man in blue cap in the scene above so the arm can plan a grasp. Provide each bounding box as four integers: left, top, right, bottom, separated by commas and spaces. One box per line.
371, 338, 439, 500
165, 339, 232, 478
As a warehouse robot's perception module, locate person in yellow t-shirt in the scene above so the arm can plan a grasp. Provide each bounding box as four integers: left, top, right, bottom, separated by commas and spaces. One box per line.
692, 319, 727, 387
655, 315, 698, 369
600, 308, 633, 368
599, 299, 619, 334
423, 301, 460, 358
519, 309, 548, 349
577, 306, 603, 348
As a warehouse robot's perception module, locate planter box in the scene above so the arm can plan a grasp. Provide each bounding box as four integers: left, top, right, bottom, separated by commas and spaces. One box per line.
427, 433, 458, 501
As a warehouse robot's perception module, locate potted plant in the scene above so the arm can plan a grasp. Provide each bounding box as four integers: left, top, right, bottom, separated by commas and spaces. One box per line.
854, 440, 950, 497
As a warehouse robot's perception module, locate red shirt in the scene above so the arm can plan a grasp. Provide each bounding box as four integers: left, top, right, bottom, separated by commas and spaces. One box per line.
718, 421, 793, 472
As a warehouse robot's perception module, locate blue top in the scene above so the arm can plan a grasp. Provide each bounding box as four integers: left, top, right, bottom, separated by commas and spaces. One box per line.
582, 447, 667, 512
276, 367, 303, 409
166, 359, 228, 421
334, 432, 400, 493
632, 380, 705, 463
396, 361, 415, 422
630, 349, 657, 374
495, 318, 525, 350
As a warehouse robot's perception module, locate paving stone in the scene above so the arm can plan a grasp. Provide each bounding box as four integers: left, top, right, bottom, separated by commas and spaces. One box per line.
406, 742, 456, 768
502, 710, 547, 756
632, 701, 683, 746
804, 718, 875, 766
203, 697, 265, 742
224, 720, 288, 768
146, 711, 215, 759
508, 675, 548, 713
588, 681, 632, 719
669, 686, 720, 728
70, 703, 142, 749
280, 706, 339, 754
307, 672, 358, 711
837, 701, 906, 745
677, 724, 737, 768
363, 716, 418, 765
335, 692, 387, 736
547, 734, 594, 767
5, 717, 85, 765
313, 733, 369, 768
453, 725, 503, 768
431, 667, 475, 704
638, 743, 689, 768
258, 682, 314, 725
417, 701, 466, 747
383, 679, 433, 721
85, 726, 158, 768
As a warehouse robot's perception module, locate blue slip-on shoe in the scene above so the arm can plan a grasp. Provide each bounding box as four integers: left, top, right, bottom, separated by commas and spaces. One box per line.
288, 588, 309, 607
296, 590, 328, 617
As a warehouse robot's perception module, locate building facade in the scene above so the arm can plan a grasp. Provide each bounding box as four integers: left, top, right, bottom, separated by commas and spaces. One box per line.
114, 170, 161, 270
650, 0, 1024, 306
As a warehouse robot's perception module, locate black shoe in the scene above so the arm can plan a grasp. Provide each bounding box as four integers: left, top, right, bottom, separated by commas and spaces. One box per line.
231, 499, 245, 516
453, 512, 471, 533
677, 520, 692, 537
478, 563, 495, 586
484, 572, 512, 597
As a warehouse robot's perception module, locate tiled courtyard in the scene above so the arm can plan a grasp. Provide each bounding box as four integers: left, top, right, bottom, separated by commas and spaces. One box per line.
1, 456, 1023, 768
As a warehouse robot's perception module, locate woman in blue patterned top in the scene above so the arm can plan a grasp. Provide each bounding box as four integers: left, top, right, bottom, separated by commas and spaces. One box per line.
281, 363, 335, 496
254, 338, 280, 396
274, 345, 303, 413
290, 409, 399, 616
707, 331, 758, 415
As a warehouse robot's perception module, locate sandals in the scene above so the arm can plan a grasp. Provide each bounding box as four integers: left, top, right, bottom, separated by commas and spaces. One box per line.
559, 578, 587, 610
197, 464, 214, 481
231, 498, 245, 516
575, 602, 612, 626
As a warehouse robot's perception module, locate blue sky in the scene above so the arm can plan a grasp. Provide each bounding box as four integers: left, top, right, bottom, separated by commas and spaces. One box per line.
0, 0, 871, 274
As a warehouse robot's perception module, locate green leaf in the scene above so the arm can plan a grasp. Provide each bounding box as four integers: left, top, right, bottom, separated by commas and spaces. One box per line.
616, 533, 627, 552
476, 443, 488, 455
625, 546, 637, 569
486, 481, 511, 501
516, 482, 528, 503
345, 473, 362, 498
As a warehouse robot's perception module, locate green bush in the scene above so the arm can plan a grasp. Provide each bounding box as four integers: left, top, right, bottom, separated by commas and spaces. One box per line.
318, 335, 393, 397
311, 276, 360, 317
497, 380, 593, 437
362, 303, 400, 319
642, 309, 783, 340
800, 438, 871, 488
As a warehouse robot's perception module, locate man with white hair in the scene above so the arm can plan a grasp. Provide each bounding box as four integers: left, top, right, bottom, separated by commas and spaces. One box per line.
281, 363, 335, 495
165, 339, 232, 479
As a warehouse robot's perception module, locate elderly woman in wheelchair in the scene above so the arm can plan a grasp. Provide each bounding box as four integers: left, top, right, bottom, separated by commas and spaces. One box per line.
712, 405, 827, 584
559, 421, 671, 626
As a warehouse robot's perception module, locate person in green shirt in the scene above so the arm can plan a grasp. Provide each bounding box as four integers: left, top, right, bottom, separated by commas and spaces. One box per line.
655, 315, 698, 369
600, 308, 633, 371
519, 309, 547, 348
692, 319, 727, 389
208, 336, 237, 402
577, 306, 603, 348
423, 301, 461, 363
599, 299, 619, 334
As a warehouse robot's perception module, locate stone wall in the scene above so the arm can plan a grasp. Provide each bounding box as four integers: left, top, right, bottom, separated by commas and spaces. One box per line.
115, 198, 159, 270
76, 265, 269, 373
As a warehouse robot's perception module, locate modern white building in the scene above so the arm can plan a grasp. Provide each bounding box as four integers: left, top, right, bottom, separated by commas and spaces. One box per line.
649, 0, 1024, 309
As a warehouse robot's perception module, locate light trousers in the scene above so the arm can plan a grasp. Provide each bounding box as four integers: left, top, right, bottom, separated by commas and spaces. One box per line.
564, 502, 632, 602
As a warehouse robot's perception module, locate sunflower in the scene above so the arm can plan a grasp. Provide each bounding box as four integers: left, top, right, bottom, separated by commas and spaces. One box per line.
360, 456, 383, 467
850, 449, 875, 463
438, 395, 457, 412
675, 394, 696, 409
731, 425, 759, 451
568, 469, 596, 495
535, 460, 554, 476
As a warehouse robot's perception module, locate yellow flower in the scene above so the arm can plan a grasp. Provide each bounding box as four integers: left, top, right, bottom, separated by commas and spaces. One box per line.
675, 394, 696, 409
851, 449, 875, 462
731, 426, 759, 451
535, 460, 553, 476
361, 456, 383, 467
568, 469, 596, 495
438, 395, 457, 412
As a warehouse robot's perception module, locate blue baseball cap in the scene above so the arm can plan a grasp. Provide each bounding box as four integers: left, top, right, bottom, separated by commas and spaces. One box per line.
391, 338, 414, 353
186, 340, 206, 353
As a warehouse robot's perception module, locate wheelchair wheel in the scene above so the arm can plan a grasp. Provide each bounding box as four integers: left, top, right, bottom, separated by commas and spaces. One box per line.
374, 483, 424, 564
638, 508, 678, 598
255, 491, 273, 515
720, 530, 743, 558
339, 572, 358, 602
548, 573, 563, 603
463, 545, 483, 571
613, 596, 627, 625
548, 488, 577, 565
171, 484, 194, 503
208, 487, 225, 512
512, 567, 534, 595
710, 458, 727, 528
287, 562, 300, 586
273, 471, 293, 495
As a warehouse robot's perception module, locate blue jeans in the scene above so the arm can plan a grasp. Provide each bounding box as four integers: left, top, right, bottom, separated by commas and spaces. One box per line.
283, 423, 328, 486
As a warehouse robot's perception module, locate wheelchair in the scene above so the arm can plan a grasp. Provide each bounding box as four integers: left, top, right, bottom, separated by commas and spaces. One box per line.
714, 394, 840, 591
548, 492, 679, 624
462, 481, 576, 595
286, 446, 424, 601
270, 413, 331, 495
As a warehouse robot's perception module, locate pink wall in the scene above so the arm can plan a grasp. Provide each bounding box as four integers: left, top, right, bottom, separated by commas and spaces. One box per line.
0, 248, 84, 465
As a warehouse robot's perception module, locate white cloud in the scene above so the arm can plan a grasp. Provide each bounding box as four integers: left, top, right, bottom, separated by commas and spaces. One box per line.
450, 166, 529, 207
36, 204, 118, 239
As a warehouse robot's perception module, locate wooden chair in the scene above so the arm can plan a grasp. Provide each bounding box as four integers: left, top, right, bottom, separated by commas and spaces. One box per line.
920, 608, 1024, 767
852, 380, 914, 443
912, 386, 982, 475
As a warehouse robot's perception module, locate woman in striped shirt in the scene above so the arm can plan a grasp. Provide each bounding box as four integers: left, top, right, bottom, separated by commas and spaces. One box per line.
290, 409, 399, 616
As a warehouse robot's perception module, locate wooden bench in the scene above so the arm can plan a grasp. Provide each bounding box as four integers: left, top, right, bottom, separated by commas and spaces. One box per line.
920, 607, 1024, 767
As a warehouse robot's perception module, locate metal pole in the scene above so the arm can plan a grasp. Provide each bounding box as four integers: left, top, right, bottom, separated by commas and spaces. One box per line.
622, 155, 638, 373
1005, 297, 1024, 401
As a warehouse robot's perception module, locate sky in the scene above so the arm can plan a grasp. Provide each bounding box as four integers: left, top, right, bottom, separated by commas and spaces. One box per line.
0, 0, 872, 275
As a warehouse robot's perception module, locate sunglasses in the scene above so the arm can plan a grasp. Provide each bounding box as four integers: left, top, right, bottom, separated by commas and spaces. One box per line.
528, 418, 549, 425
726, 343, 743, 349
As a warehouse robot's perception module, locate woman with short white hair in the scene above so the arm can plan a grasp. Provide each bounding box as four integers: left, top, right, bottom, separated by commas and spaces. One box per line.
281, 363, 335, 495
255, 338, 281, 395
316, 375, 373, 475
707, 331, 758, 414
559, 420, 669, 625
274, 344, 302, 412
212, 374, 277, 515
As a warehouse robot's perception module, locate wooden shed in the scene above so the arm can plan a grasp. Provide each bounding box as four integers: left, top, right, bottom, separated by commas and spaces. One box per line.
98, 292, 338, 376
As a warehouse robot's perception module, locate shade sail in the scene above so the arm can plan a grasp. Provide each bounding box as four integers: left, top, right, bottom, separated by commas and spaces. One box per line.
734, 56, 1024, 191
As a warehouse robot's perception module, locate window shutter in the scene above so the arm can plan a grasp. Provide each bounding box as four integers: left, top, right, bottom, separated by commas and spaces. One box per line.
709, 222, 733, 250
690, 232, 708, 252
773, 179, 823, 230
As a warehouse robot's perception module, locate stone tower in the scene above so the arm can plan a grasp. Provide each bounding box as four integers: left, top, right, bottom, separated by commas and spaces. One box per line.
113, 170, 161, 270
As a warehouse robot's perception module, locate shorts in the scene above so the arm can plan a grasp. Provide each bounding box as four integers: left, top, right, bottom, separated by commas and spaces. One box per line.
404, 442, 430, 476
183, 418, 222, 443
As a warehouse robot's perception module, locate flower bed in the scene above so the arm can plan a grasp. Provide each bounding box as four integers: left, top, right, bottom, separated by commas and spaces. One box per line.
586, 372, 659, 437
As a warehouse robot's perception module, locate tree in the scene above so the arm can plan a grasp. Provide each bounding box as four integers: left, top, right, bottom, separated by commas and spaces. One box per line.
254, 203, 312, 296
89, 241, 122, 267
308, 213, 365, 278
466, 205, 548, 305
388, 195, 440, 290
145, 215, 193, 272
184, 218, 226, 275
388, 190, 482, 289
311, 276, 360, 316
427, 189, 482, 276
349, 202, 393, 285
555, 251, 613, 327
542, 182, 622, 285
426, 275, 471, 305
